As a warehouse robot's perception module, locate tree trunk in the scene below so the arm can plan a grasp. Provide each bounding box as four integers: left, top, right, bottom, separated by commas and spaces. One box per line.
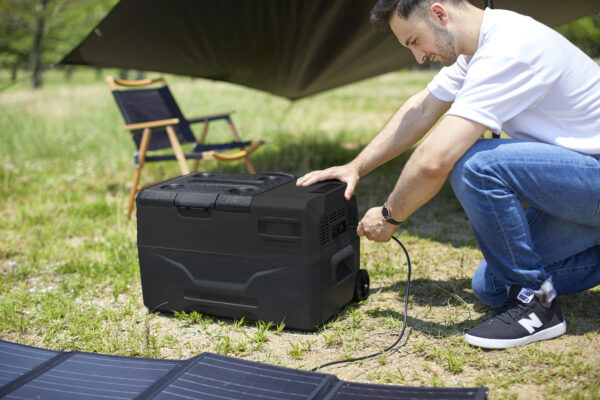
31, 0, 49, 89
11, 60, 19, 83
64, 65, 74, 81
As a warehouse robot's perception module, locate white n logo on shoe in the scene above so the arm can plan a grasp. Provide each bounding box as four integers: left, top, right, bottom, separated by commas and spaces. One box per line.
518, 313, 543, 334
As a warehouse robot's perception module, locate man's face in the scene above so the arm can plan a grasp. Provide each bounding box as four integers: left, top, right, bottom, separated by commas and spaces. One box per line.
389, 10, 458, 67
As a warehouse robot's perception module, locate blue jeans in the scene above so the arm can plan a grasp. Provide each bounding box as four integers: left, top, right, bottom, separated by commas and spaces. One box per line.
449, 139, 600, 307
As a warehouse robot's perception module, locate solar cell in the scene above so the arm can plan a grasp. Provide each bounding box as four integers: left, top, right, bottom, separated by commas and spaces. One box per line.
1, 345, 179, 400
151, 354, 334, 400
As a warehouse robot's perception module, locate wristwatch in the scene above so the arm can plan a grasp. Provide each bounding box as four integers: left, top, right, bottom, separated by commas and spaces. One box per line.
381, 201, 402, 225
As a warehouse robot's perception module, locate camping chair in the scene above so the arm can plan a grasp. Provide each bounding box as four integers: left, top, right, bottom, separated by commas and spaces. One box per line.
106, 76, 264, 217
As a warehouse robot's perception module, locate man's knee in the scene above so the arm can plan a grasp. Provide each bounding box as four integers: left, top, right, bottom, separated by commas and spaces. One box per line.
450, 140, 512, 203
450, 140, 493, 190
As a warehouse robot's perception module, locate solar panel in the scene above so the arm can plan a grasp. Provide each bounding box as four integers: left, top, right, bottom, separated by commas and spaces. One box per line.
148, 353, 335, 400
0, 341, 59, 390
0, 341, 487, 400
0, 344, 179, 400
330, 381, 488, 400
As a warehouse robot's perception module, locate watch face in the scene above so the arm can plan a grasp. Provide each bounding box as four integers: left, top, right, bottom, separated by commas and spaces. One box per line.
382, 206, 389, 220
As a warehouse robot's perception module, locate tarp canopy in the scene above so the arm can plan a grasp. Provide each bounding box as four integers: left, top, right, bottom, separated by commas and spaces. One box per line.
61, 0, 599, 100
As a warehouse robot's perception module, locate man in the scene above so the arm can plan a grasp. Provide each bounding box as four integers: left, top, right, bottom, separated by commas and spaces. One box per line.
297, 0, 600, 349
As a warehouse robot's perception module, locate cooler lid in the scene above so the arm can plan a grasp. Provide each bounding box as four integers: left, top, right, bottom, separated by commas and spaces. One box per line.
137, 172, 296, 212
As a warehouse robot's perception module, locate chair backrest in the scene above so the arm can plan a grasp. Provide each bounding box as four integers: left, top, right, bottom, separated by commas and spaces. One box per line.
110, 80, 196, 151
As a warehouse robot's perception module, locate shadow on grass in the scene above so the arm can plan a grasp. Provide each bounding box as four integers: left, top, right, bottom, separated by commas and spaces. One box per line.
376, 278, 475, 304
367, 278, 600, 337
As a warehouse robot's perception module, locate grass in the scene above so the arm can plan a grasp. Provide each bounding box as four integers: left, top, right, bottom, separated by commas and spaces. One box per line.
1, 67, 600, 399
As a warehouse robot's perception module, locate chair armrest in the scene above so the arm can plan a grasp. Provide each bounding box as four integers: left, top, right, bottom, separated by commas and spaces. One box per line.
110, 76, 166, 87
210, 141, 264, 161
187, 111, 236, 124
123, 118, 180, 131
106, 76, 166, 90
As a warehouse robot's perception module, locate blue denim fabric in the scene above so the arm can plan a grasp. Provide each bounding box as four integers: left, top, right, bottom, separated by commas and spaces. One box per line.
449, 139, 600, 307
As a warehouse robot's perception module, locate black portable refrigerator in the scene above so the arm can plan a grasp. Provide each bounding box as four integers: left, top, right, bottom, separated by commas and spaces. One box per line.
136, 172, 367, 331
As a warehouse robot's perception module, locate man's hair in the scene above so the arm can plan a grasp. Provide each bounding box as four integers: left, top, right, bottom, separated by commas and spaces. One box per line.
370, 0, 467, 31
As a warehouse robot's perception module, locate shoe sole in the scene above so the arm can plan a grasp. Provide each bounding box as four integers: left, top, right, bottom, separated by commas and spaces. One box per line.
464, 320, 567, 349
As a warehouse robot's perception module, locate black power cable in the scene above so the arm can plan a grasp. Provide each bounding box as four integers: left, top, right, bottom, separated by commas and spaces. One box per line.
312, 235, 412, 372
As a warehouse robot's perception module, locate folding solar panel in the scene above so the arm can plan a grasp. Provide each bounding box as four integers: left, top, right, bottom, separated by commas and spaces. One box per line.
0, 341, 60, 391
141, 353, 336, 399
0, 343, 180, 400
11, 354, 178, 399
0, 340, 487, 399
330, 381, 488, 400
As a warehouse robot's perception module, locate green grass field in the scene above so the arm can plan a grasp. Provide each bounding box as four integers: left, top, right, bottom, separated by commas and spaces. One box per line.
1, 67, 599, 399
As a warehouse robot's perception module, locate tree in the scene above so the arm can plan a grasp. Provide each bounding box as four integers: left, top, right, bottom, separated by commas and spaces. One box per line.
556, 14, 600, 59
30, 0, 49, 88
0, 0, 117, 88
0, 1, 32, 82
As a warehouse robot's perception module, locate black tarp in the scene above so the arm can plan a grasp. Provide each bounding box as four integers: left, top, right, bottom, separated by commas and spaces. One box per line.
61, 0, 600, 99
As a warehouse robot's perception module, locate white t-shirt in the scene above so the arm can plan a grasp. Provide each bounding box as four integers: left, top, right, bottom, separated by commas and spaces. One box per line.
427, 8, 600, 155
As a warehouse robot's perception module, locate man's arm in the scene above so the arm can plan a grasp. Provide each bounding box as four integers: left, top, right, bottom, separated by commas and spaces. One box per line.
296, 88, 450, 199
357, 115, 487, 241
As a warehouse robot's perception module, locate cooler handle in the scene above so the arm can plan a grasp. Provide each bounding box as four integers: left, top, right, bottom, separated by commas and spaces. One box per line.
176, 206, 213, 218
330, 244, 354, 285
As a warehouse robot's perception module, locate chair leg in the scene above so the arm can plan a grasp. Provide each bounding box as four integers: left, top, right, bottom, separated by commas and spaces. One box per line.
244, 158, 256, 174
199, 120, 209, 144
193, 122, 209, 172
166, 125, 190, 175
127, 168, 142, 217
127, 127, 152, 217
192, 159, 202, 172
228, 120, 257, 174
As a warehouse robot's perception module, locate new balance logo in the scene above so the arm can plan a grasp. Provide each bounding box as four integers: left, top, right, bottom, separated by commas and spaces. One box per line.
518, 313, 543, 334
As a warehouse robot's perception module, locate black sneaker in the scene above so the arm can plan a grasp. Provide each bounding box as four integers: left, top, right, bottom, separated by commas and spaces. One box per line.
465, 286, 566, 349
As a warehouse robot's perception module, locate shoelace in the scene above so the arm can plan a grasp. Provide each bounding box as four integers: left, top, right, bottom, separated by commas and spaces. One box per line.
493, 299, 532, 324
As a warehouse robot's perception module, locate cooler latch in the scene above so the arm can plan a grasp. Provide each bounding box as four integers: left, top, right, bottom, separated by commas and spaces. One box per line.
175, 192, 218, 218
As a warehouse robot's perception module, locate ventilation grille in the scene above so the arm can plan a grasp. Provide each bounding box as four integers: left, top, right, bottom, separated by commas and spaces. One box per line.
318, 204, 358, 246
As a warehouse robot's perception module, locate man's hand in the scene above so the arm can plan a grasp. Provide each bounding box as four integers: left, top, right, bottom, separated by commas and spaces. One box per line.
356, 207, 397, 242
296, 164, 360, 200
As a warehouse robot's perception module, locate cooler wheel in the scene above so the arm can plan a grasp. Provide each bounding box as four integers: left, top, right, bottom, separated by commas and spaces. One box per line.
353, 269, 370, 302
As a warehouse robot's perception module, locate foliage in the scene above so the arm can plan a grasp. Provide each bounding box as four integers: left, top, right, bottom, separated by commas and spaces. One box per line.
0, 1, 34, 70
557, 14, 600, 58
0, 0, 117, 86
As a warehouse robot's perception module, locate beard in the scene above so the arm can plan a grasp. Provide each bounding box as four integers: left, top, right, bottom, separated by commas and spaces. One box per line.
428, 20, 459, 66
